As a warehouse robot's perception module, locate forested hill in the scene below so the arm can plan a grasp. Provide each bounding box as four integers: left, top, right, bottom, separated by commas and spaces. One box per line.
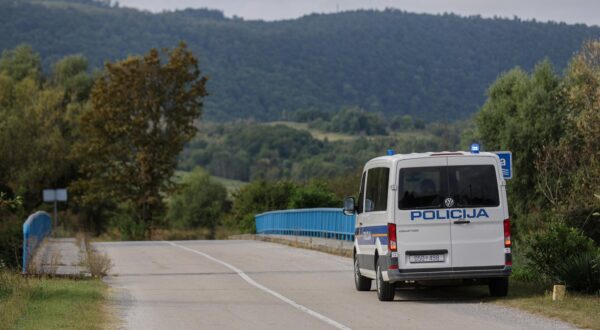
1, 0, 599, 121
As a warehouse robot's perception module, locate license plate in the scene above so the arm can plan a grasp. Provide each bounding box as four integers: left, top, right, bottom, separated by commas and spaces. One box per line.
409, 254, 445, 263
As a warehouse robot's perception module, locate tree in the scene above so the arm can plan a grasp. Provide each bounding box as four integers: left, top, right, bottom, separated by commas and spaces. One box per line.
74, 43, 207, 236
535, 41, 600, 242
475, 61, 564, 233
0, 45, 83, 209
288, 181, 340, 209
166, 168, 227, 239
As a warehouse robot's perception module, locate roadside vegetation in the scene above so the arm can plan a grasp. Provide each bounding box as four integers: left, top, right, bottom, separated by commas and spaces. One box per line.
0, 270, 110, 330
495, 281, 600, 330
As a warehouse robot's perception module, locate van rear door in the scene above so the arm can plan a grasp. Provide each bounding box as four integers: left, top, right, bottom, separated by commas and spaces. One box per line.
447, 155, 505, 269
396, 157, 451, 271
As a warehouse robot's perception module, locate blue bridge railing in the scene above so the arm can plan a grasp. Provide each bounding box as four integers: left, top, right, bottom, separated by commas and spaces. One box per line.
255, 208, 356, 241
22, 211, 52, 273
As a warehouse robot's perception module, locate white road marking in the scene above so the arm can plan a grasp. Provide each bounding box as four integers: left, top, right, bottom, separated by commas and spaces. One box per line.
165, 241, 351, 330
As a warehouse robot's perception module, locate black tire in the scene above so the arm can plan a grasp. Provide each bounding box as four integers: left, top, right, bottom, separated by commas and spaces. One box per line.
376, 260, 395, 301
354, 254, 372, 291
489, 277, 509, 297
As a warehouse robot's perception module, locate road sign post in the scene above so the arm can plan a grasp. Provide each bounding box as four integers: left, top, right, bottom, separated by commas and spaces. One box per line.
43, 189, 68, 227
493, 151, 513, 180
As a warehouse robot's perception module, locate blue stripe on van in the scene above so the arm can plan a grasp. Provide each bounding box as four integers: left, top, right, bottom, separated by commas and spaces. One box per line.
355, 225, 388, 245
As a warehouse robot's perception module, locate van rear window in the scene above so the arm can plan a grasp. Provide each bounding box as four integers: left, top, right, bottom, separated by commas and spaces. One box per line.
398, 165, 499, 209
398, 167, 445, 209
449, 165, 499, 207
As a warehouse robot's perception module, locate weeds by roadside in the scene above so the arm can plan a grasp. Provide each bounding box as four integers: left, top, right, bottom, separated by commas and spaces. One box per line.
80, 234, 113, 277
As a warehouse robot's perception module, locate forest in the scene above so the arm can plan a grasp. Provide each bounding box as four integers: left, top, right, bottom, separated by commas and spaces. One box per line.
1, 0, 599, 122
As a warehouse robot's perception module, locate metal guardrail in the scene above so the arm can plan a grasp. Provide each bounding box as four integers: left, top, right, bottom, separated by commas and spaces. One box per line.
22, 211, 52, 273
255, 208, 356, 241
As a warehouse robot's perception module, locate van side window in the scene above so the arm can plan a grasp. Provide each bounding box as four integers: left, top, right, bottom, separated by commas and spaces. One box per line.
365, 167, 390, 212
357, 172, 366, 214
398, 167, 445, 209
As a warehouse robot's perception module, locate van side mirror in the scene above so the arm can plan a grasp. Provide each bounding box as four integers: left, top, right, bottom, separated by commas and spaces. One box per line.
343, 197, 356, 216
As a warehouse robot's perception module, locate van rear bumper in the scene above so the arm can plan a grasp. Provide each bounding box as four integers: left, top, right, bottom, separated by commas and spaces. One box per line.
386, 265, 511, 282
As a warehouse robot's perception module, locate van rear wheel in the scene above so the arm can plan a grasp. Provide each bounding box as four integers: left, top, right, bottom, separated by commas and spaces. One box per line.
489, 277, 509, 297
376, 262, 395, 301
354, 255, 372, 291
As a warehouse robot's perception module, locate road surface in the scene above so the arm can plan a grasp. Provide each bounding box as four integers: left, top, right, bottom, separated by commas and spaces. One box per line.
96, 240, 573, 329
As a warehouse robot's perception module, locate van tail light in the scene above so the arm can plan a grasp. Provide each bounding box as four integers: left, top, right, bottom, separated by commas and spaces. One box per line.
503, 219, 511, 247
388, 223, 397, 252
504, 219, 512, 266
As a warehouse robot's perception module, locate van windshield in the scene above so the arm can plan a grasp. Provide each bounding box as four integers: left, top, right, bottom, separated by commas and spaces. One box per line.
398, 165, 499, 209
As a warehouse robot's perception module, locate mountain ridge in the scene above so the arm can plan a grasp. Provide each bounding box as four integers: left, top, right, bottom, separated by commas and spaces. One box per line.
1, 0, 598, 121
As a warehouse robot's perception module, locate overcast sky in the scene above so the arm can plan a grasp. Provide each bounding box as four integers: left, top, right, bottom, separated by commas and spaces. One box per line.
116, 0, 600, 26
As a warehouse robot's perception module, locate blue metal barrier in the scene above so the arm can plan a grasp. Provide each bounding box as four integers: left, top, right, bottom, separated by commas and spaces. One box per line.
22, 211, 52, 273
255, 208, 356, 241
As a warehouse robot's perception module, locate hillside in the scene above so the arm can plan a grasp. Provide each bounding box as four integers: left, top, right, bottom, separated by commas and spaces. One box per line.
1, 0, 599, 121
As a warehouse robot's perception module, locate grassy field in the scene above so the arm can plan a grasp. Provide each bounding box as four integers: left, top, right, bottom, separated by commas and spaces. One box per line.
0, 272, 111, 330
265, 121, 438, 144
265, 121, 357, 142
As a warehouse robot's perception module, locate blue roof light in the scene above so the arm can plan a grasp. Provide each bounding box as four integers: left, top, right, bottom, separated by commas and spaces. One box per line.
470, 143, 480, 154
387, 149, 395, 156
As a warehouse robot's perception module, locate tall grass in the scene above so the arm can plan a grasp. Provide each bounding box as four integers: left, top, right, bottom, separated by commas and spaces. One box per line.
0, 270, 32, 329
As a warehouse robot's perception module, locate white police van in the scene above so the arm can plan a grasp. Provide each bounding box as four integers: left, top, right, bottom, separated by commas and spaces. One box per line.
343, 149, 512, 301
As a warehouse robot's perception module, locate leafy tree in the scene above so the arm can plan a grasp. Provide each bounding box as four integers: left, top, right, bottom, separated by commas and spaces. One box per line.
475, 61, 564, 233
288, 181, 340, 209
326, 107, 387, 135
535, 41, 600, 241
166, 168, 227, 238
0, 45, 84, 209
0, 44, 40, 82
74, 43, 207, 236
228, 180, 296, 233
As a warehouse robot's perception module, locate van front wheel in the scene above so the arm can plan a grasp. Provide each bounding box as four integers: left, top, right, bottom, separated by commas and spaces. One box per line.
354, 255, 372, 291
376, 262, 395, 301
488, 277, 509, 297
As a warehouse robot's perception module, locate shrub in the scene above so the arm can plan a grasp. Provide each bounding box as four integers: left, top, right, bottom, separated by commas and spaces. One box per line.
288, 182, 340, 209
553, 250, 600, 293
110, 209, 146, 241
523, 222, 596, 281
166, 168, 228, 238
0, 218, 23, 270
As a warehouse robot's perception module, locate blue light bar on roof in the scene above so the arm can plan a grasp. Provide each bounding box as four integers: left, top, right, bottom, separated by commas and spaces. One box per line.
470, 143, 480, 154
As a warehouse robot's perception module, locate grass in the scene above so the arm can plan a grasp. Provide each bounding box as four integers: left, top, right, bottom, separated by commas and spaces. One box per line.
265, 121, 358, 142
492, 281, 600, 329
265, 121, 439, 144
0, 271, 111, 330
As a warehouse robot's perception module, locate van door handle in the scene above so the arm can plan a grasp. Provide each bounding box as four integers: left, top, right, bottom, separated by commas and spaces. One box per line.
454, 220, 471, 224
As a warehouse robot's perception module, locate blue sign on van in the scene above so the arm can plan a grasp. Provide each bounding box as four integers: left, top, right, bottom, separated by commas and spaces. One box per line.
494, 151, 512, 179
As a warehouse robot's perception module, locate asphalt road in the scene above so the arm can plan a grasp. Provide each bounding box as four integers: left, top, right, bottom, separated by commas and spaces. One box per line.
96, 240, 573, 330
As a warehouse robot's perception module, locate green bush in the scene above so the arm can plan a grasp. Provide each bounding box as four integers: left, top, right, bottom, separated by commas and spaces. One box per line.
228, 180, 341, 233
288, 182, 340, 209
554, 250, 600, 293
0, 218, 22, 270
166, 168, 228, 238
523, 222, 596, 282
110, 209, 146, 241
228, 180, 296, 233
